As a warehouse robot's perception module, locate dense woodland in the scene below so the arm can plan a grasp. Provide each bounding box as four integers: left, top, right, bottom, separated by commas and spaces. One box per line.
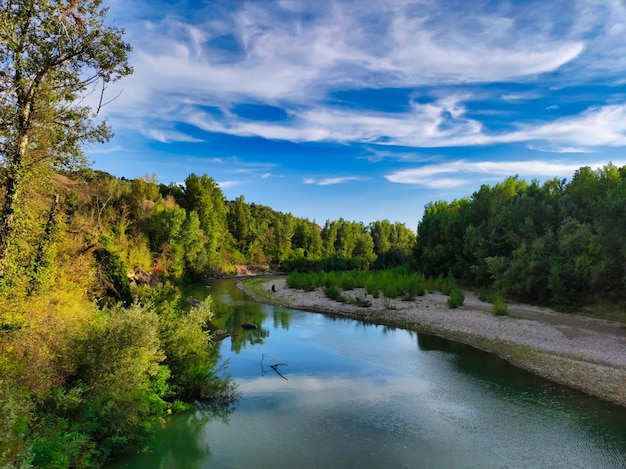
414, 163, 626, 312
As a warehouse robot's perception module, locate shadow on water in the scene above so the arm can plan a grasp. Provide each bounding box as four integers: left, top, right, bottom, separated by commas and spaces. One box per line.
416, 333, 626, 442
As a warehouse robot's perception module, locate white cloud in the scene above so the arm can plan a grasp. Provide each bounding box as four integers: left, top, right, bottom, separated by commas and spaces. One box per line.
526, 143, 593, 153
97, 0, 626, 157
304, 176, 368, 185
385, 159, 625, 186
101, 1, 599, 115
217, 180, 241, 188
504, 104, 626, 147
142, 128, 204, 143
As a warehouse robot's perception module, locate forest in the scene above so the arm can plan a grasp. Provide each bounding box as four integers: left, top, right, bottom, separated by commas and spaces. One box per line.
413, 163, 626, 314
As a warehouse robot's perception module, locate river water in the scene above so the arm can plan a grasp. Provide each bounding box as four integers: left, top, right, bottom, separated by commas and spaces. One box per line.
108, 279, 626, 468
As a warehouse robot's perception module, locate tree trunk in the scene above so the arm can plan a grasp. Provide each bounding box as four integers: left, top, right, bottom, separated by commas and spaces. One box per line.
0, 132, 28, 279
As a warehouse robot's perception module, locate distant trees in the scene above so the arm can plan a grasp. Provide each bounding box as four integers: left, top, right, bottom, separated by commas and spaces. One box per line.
412, 163, 626, 308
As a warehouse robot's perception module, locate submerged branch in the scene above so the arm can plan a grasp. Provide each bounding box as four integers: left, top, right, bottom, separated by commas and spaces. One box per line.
261, 353, 289, 380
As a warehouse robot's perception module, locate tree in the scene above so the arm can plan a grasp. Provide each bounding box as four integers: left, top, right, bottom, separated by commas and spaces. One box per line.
183, 174, 228, 271
227, 195, 251, 251
0, 0, 132, 278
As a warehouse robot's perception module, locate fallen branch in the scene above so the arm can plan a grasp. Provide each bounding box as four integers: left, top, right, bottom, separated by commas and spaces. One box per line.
261, 354, 289, 380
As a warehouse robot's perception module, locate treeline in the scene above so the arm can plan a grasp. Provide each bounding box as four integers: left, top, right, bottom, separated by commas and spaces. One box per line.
413, 163, 626, 310
64, 170, 416, 290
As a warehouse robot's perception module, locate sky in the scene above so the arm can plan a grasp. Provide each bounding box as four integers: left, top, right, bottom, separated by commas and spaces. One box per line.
88, 0, 626, 230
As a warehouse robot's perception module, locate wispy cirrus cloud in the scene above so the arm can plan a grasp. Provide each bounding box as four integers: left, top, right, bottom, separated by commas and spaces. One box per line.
304, 176, 368, 186
142, 128, 204, 144
385, 159, 625, 187
101, 0, 625, 149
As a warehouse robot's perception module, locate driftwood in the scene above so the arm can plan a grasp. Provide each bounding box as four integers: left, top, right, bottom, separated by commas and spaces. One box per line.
261, 353, 288, 380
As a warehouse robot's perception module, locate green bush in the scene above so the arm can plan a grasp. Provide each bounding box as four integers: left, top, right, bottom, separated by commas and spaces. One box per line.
447, 289, 465, 308
324, 285, 346, 302
491, 293, 509, 316
477, 287, 491, 302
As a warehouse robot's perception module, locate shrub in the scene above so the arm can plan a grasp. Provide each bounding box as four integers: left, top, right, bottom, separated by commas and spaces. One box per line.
447, 289, 465, 308
491, 293, 509, 316
350, 294, 372, 308
324, 286, 345, 302
93, 248, 132, 304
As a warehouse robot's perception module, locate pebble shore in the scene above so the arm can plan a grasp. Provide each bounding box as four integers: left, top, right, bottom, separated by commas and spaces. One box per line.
239, 277, 626, 408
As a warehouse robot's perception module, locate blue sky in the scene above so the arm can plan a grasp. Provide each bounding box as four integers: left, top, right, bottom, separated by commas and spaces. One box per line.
89, 0, 626, 229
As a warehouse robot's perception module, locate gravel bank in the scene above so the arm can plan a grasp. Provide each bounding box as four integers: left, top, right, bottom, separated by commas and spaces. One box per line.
239, 277, 626, 408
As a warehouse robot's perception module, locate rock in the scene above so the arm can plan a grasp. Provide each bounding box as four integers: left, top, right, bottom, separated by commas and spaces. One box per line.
187, 296, 202, 308
130, 267, 162, 289
241, 322, 258, 330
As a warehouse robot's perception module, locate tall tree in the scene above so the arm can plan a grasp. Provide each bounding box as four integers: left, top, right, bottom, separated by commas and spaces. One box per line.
0, 0, 132, 278
183, 174, 228, 271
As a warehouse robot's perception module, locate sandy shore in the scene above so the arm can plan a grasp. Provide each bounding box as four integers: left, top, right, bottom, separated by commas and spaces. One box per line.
239, 277, 626, 408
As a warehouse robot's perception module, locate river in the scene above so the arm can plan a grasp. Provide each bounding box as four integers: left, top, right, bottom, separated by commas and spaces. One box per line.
107, 278, 626, 468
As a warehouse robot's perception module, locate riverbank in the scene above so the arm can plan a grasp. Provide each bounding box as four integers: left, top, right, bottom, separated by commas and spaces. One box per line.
239, 277, 626, 408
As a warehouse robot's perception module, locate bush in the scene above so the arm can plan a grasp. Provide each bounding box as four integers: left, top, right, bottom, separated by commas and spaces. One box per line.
447, 289, 465, 308
324, 286, 345, 302
491, 293, 509, 316
350, 294, 372, 308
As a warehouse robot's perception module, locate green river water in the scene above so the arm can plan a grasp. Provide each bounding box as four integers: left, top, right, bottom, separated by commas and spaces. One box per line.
107, 278, 626, 468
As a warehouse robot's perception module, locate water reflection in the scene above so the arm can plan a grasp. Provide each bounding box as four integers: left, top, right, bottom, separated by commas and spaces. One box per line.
111, 279, 626, 469
185, 280, 271, 352
273, 308, 291, 330
107, 402, 236, 469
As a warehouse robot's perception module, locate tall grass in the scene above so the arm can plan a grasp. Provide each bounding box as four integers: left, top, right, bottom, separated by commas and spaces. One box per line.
286, 268, 458, 302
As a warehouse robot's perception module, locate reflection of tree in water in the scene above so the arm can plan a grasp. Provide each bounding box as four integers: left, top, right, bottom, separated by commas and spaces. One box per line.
230, 322, 270, 354
273, 309, 291, 329
194, 280, 270, 353
131, 402, 236, 469
416, 333, 550, 393
115, 386, 239, 469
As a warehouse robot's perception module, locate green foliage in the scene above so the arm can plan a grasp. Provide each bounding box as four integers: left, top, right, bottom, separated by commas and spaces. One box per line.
0, 0, 133, 278
429, 274, 457, 295
23, 295, 237, 468
412, 163, 626, 311
324, 285, 346, 302
158, 297, 215, 400
288, 268, 445, 303
447, 289, 465, 308
93, 247, 132, 304
491, 293, 509, 316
